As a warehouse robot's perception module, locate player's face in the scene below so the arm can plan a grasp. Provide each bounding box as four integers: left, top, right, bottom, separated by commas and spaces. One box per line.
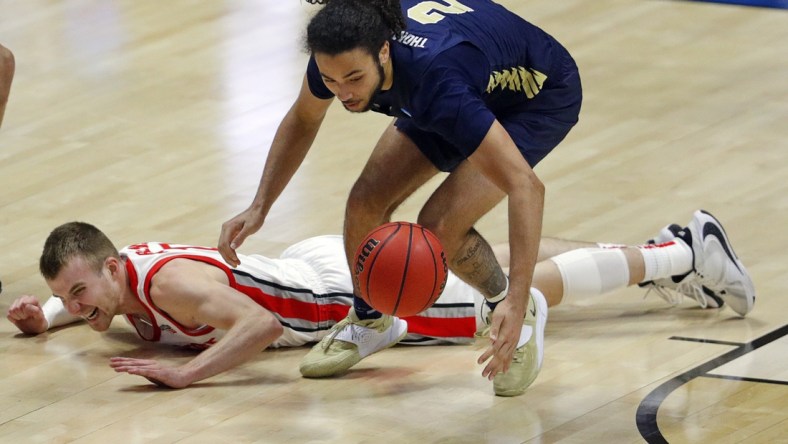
46, 256, 123, 332
315, 47, 387, 113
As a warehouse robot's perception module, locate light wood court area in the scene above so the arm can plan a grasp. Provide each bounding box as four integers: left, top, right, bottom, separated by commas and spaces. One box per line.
1, 0, 787, 442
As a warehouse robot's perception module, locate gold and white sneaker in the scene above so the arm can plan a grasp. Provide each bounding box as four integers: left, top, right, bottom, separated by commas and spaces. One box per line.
299, 310, 407, 378
492, 290, 548, 397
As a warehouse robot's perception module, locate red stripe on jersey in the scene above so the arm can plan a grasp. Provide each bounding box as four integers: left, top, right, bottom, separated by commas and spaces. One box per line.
236, 284, 350, 323
404, 314, 476, 339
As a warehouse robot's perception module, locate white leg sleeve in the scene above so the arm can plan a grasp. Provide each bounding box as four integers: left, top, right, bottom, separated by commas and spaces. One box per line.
549, 248, 629, 304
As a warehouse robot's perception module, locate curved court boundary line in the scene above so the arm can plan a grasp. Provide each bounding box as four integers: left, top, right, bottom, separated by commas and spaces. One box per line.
636, 324, 788, 443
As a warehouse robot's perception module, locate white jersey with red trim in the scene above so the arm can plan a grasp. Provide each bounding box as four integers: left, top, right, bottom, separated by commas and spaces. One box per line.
119, 235, 482, 350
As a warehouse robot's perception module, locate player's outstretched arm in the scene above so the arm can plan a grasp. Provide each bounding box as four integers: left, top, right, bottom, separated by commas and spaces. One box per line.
470, 120, 544, 379
109, 259, 283, 388
218, 75, 332, 266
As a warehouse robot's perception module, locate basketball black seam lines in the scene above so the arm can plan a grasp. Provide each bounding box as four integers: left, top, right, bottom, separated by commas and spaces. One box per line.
392, 222, 412, 315
418, 226, 440, 314
365, 222, 402, 312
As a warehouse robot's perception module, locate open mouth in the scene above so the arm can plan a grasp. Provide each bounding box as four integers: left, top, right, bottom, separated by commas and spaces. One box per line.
84, 308, 99, 321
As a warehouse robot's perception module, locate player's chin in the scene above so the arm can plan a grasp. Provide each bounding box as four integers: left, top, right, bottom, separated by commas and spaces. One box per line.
87, 317, 112, 332
342, 100, 369, 113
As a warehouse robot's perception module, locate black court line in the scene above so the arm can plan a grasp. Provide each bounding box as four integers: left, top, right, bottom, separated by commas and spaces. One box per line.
668, 336, 744, 347
636, 324, 788, 444
702, 373, 788, 386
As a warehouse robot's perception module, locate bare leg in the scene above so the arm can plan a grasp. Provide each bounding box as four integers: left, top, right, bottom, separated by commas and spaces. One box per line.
418, 160, 508, 299
344, 121, 439, 289
0, 44, 14, 128
347, 123, 509, 300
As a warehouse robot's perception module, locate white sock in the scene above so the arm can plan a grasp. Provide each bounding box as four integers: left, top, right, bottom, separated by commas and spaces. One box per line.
638, 241, 693, 282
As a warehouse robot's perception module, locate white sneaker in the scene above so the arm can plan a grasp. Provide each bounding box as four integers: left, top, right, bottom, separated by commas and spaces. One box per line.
686, 210, 756, 316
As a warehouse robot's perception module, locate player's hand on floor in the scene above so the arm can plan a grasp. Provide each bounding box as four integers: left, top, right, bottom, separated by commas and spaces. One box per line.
109, 357, 191, 389
477, 296, 525, 380
6, 295, 49, 334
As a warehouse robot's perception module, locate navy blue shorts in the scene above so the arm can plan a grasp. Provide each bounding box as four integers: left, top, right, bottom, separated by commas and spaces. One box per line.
395, 55, 582, 172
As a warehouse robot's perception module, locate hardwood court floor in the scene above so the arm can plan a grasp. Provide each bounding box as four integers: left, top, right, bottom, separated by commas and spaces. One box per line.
1, 0, 787, 442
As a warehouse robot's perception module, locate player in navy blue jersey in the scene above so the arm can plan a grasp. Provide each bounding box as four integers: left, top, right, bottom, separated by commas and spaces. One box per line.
218, 0, 583, 396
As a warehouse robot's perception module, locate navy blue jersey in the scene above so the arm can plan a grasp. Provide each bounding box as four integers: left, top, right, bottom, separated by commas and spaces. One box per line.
306, 0, 581, 169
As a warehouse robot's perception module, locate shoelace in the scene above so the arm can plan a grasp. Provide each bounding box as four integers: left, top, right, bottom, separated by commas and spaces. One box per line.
321, 316, 387, 350
643, 276, 709, 309
321, 317, 353, 351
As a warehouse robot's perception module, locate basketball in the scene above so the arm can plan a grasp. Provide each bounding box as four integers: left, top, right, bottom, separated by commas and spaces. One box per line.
354, 222, 448, 317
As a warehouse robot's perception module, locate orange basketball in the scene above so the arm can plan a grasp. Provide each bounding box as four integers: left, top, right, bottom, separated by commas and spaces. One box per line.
353, 222, 448, 317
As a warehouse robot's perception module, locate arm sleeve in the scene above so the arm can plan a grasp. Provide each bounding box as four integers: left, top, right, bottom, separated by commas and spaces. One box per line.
410, 43, 496, 158
305, 56, 335, 100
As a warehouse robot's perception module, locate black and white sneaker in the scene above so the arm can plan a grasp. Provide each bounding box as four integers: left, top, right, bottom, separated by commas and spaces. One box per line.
639, 224, 724, 309
686, 210, 756, 316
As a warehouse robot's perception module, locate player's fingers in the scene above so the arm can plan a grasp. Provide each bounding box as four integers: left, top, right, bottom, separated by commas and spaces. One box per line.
232, 222, 258, 251
218, 248, 239, 268
224, 247, 240, 268
22, 304, 42, 318
226, 224, 259, 267
7, 298, 24, 314
6, 304, 20, 319
218, 221, 242, 265
8, 301, 33, 320
477, 345, 495, 365
482, 356, 504, 379
109, 357, 155, 367
487, 336, 515, 374
229, 233, 244, 254
488, 314, 504, 341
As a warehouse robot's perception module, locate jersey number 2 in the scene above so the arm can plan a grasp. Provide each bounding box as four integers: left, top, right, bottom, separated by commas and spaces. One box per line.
407, 0, 474, 25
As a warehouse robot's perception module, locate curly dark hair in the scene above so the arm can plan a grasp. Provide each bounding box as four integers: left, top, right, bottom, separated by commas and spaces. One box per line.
305, 0, 406, 56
